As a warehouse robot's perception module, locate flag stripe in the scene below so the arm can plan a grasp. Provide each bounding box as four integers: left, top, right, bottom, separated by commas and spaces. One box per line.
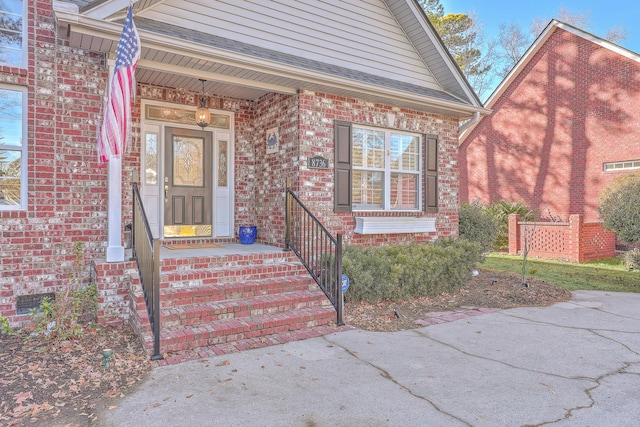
98, 5, 140, 163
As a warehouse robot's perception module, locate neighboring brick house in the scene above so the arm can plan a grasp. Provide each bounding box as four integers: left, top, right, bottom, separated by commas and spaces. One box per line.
0, 0, 485, 329
460, 20, 640, 224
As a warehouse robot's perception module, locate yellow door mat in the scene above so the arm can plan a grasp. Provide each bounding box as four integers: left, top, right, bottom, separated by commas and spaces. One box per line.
165, 243, 224, 250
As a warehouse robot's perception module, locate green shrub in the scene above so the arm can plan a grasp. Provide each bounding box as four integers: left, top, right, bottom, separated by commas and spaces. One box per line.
599, 172, 640, 245
342, 239, 482, 303
459, 201, 499, 253
485, 200, 535, 251
623, 248, 640, 271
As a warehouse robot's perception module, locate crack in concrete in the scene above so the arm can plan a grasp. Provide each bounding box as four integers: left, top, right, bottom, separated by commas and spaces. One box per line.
411, 329, 585, 381
411, 311, 640, 426
563, 301, 640, 321
413, 329, 639, 427
530, 362, 637, 426
502, 311, 640, 356
322, 335, 473, 426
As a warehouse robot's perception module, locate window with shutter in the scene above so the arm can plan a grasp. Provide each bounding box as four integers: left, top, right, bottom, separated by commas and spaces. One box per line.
334, 122, 437, 214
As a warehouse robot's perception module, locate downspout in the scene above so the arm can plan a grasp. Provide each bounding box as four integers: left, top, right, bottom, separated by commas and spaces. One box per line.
458, 111, 480, 136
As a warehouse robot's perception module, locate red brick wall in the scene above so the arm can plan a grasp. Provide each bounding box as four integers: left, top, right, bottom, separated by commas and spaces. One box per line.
1, 0, 107, 323
253, 92, 299, 247
295, 90, 460, 245
508, 214, 616, 262
460, 28, 640, 222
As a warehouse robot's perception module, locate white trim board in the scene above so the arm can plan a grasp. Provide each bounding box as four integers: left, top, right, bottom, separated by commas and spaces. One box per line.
354, 217, 436, 234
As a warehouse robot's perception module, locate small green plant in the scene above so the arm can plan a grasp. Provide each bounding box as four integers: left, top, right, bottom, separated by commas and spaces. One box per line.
485, 200, 535, 252
519, 221, 537, 286
29, 284, 98, 340
27, 242, 98, 341
1, 316, 13, 335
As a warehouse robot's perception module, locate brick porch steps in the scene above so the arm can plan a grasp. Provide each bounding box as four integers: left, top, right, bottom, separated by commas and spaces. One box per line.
160, 289, 331, 327
146, 306, 337, 354
132, 249, 341, 360
154, 323, 354, 366
159, 261, 310, 289
159, 276, 317, 308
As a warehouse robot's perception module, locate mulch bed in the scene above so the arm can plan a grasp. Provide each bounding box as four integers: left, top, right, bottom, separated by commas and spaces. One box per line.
344, 268, 573, 332
0, 324, 151, 427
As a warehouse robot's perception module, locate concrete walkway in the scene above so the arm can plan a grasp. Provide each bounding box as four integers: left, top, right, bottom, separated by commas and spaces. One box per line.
96, 291, 640, 426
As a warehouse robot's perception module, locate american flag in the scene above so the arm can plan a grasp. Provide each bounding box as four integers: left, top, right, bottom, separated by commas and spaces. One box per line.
98, 5, 140, 163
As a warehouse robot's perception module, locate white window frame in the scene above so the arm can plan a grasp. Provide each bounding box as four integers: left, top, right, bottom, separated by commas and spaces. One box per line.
351, 125, 423, 212
0, 85, 27, 210
0, 0, 27, 68
603, 160, 640, 172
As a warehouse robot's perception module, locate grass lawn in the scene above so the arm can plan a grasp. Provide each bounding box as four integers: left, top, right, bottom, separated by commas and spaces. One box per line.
481, 254, 640, 293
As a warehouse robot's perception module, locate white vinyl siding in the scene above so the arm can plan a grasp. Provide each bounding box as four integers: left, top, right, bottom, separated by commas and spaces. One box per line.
142, 0, 441, 90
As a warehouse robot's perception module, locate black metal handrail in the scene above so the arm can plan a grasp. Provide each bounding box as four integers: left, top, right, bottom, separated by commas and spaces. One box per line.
285, 180, 343, 326
132, 183, 162, 360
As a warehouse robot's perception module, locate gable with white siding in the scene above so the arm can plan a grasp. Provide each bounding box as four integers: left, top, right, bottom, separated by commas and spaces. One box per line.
140, 0, 439, 90
56, 0, 485, 115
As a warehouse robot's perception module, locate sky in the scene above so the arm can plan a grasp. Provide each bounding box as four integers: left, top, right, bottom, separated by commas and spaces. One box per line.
441, 0, 640, 54
439, 0, 639, 99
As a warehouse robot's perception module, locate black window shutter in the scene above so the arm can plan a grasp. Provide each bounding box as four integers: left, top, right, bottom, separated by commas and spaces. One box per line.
334, 121, 352, 213
425, 135, 438, 212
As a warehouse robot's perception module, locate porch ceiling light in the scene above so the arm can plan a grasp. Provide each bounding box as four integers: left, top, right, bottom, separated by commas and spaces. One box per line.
195, 79, 210, 129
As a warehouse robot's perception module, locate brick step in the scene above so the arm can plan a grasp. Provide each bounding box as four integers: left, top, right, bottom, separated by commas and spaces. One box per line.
141, 306, 337, 354
160, 289, 331, 328
158, 276, 318, 308
156, 323, 354, 365
160, 261, 308, 288
159, 251, 302, 272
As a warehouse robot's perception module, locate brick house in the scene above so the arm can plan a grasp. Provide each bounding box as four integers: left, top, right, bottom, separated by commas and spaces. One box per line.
1, 0, 485, 355
460, 20, 640, 221
460, 20, 640, 223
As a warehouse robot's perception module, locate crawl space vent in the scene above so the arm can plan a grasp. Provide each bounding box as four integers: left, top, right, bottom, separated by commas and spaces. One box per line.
16, 293, 55, 315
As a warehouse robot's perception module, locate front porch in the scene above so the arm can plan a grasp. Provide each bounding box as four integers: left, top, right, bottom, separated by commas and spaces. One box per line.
94, 238, 348, 364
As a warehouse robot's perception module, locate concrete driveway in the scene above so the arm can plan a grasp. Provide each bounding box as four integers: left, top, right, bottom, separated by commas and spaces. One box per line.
96, 291, 640, 426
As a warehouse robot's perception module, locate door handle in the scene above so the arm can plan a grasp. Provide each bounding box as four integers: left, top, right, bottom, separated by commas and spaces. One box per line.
164, 185, 168, 201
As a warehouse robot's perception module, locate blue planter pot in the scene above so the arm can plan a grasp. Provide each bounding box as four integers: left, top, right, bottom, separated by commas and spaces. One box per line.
238, 225, 257, 244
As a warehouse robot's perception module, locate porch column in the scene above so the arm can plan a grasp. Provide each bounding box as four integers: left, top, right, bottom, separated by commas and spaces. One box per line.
105, 53, 124, 263
106, 156, 124, 262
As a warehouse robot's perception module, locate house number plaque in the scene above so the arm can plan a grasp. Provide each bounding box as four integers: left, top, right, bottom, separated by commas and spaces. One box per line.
309, 156, 329, 169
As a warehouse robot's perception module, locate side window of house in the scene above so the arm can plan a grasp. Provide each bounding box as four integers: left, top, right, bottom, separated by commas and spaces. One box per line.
0, 86, 27, 210
0, 0, 25, 67
334, 121, 438, 213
